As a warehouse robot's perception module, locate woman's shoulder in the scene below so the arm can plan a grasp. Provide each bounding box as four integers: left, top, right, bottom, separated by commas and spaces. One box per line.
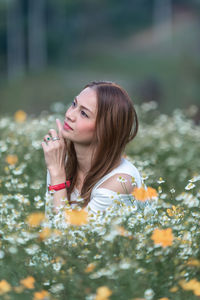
114, 157, 141, 178
92, 156, 143, 192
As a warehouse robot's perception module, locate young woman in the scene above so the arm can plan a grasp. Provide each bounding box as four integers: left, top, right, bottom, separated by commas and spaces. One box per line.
42, 81, 146, 218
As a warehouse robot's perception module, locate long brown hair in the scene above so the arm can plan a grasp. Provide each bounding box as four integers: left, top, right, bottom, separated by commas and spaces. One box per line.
65, 81, 139, 207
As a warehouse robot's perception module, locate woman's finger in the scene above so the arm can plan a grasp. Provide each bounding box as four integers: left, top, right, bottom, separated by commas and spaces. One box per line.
56, 118, 64, 139
41, 141, 48, 150
48, 129, 58, 138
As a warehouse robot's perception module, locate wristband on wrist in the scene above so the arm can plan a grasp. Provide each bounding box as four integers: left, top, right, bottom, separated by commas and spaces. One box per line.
48, 180, 70, 194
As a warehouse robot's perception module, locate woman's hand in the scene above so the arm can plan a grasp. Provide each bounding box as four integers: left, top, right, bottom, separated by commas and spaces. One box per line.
41, 118, 67, 176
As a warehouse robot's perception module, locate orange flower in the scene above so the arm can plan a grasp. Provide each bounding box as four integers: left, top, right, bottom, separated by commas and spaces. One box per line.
53, 229, 62, 236
5, 154, 18, 165
20, 276, 35, 289
38, 227, 52, 240
14, 110, 27, 123
186, 258, 200, 267
0, 280, 12, 295
33, 290, 50, 300
95, 286, 112, 300
159, 298, 169, 300
151, 228, 173, 248
132, 186, 158, 202
65, 209, 88, 226
179, 278, 200, 296
85, 263, 96, 273
169, 286, 178, 292
13, 285, 24, 293
147, 187, 158, 198
116, 226, 130, 237
26, 212, 46, 227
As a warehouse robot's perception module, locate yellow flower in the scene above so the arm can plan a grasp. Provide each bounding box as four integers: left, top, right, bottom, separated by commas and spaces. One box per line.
132, 186, 158, 202
65, 209, 88, 226
26, 212, 46, 227
5, 154, 18, 165
95, 286, 112, 300
85, 263, 96, 273
151, 228, 173, 248
14, 110, 27, 123
167, 205, 183, 217
166, 208, 173, 217
33, 290, 50, 300
20, 276, 35, 289
38, 227, 52, 240
0, 280, 12, 295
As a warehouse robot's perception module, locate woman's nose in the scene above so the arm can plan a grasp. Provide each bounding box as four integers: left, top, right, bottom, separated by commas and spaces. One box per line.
65, 107, 75, 122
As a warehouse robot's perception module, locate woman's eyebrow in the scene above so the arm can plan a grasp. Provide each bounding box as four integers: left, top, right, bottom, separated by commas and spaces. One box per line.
74, 96, 93, 114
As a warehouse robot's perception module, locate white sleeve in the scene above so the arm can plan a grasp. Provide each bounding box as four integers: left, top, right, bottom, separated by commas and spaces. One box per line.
87, 188, 155, 214
86, 189, 120, 214
44, 169, 52, 219
86, 188, 152, 215
46, 169, 51, 192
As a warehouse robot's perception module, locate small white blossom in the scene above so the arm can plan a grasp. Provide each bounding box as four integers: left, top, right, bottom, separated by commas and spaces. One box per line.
189, 174, 200, 183
117, 176, 127, 183
185, 182, 196, 190
157, 177, 165, 184
144, 288, 155, 300
50, 283, 65, 294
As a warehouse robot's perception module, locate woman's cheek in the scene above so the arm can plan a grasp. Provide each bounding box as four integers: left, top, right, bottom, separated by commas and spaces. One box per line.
79, 122, 95, 134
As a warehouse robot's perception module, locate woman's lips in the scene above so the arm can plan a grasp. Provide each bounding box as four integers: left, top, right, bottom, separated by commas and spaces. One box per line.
63, 122, 73, 131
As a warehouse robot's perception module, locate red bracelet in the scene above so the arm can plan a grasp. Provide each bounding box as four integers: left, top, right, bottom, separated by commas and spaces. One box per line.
48, 180, 70, 192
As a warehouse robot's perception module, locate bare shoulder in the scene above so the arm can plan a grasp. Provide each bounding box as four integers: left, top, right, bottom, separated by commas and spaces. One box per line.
98, 173, 134, 194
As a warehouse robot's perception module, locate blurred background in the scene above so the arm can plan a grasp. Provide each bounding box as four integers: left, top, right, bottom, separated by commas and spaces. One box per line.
0, 0, 200, 122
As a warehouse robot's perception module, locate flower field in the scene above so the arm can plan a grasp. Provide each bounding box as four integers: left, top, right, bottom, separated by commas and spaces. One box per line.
0, 102, 200, 300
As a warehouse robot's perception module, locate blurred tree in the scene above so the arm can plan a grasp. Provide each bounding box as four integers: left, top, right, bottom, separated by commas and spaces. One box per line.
136, 77, 163, 105
6, 0, 25, 79
153, 0, 173, 44
0, 0, 199, 79
28, 0, 47, 72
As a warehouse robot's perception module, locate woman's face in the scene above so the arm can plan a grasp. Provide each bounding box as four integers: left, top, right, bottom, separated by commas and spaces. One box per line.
62, 87, 97, 145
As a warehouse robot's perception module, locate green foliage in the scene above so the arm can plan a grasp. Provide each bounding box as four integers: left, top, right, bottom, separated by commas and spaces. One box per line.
0, 104, 200, 299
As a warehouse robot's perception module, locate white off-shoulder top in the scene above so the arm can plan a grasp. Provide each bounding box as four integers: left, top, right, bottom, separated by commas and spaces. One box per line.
45, 157, 153, 220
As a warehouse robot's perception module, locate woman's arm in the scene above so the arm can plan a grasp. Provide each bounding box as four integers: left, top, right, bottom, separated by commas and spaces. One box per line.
49, 169, 68, 214
42, 119, 69, 215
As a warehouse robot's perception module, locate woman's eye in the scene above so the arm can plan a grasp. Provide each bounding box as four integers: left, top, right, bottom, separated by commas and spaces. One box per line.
71, 101, 88, 118
81, 111, 88, 118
